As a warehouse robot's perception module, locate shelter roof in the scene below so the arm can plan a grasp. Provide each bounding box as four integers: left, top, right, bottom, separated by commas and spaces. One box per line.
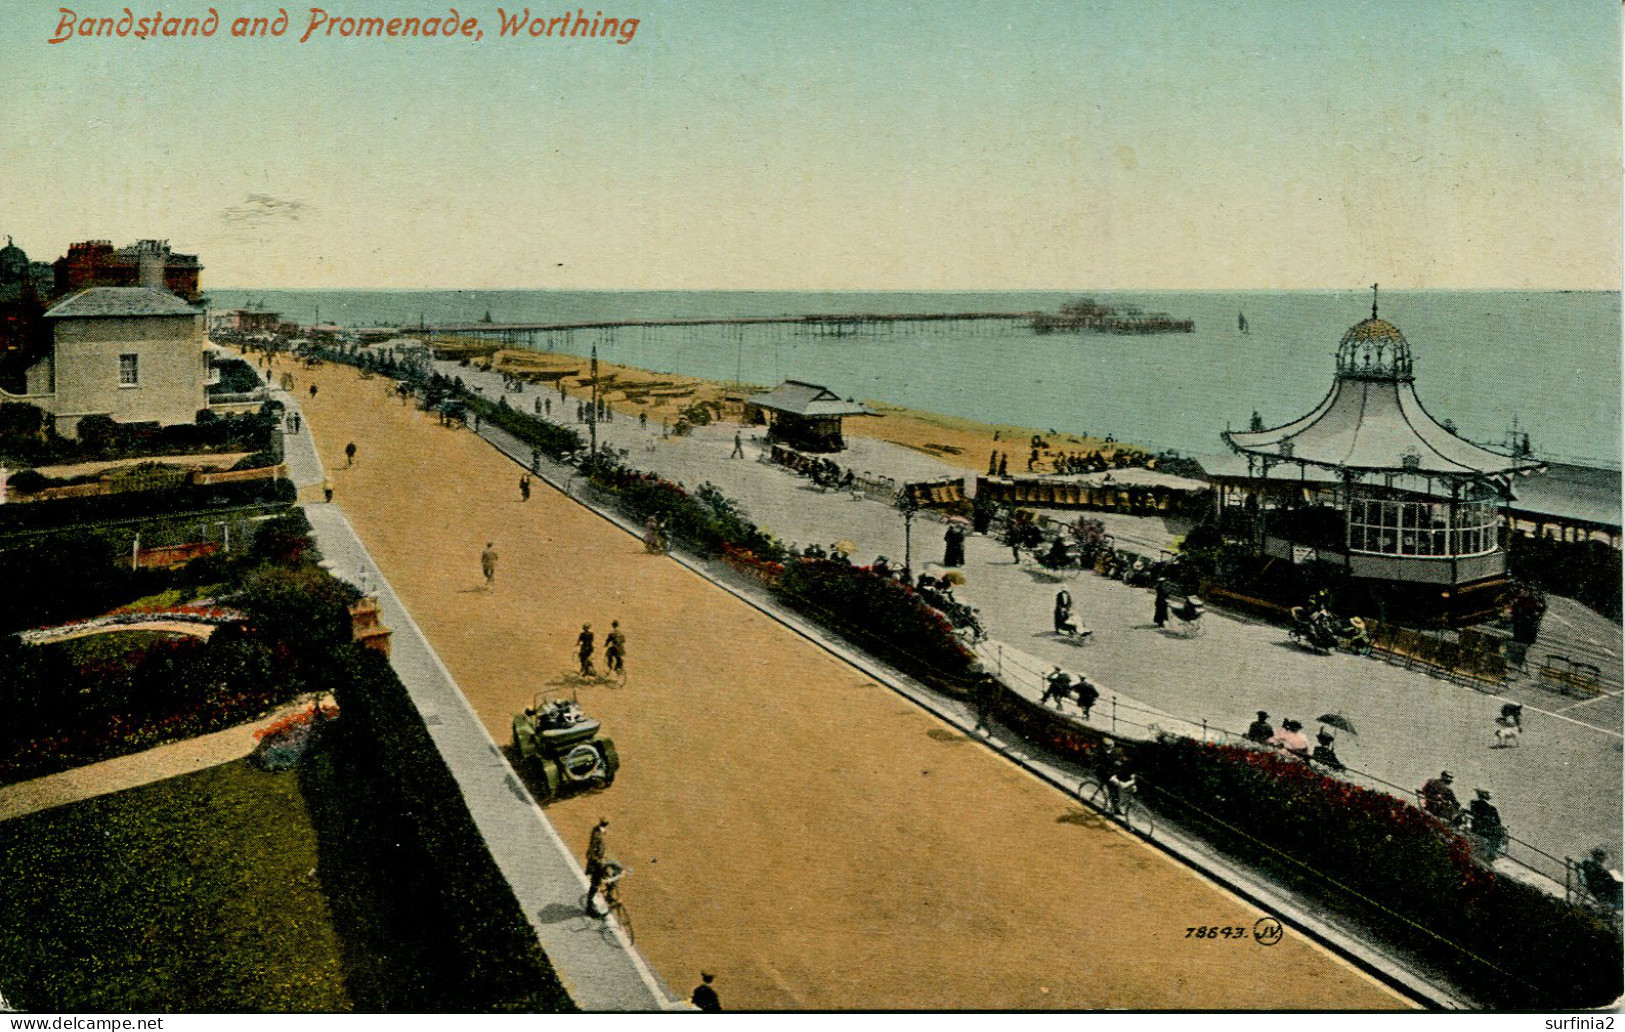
748, 379, 870, 417
45, 287, 201, 319
1508, 462, 1621, 529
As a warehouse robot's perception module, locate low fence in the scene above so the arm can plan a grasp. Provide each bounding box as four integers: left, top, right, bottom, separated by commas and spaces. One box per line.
192, 463, 287, 487
972, 631, 1581, 899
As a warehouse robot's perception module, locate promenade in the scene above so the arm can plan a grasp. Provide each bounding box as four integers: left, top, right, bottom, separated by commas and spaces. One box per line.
443, 357, 1623, 883
281, 354, 1409, 1009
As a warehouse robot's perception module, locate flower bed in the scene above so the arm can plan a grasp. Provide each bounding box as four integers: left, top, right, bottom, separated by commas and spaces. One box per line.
252, 701, 340, 771
1134, 735, 1622, 1009
464, 392, 584, 461
774, 558, 978, 694
588, 461, 785, 561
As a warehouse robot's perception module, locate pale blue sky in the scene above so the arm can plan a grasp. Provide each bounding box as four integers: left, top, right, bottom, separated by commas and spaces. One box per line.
1, 0, 1618, 288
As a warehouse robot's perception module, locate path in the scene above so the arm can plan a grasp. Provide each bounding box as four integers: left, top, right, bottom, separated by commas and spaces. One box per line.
0, 697, 317, 822
445, 358, 1623, 880
254, 355, 675, 1011
292, 353, 1409, 1009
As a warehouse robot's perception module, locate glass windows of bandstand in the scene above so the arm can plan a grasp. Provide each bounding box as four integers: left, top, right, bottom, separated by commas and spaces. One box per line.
1348, 496, 1498, 559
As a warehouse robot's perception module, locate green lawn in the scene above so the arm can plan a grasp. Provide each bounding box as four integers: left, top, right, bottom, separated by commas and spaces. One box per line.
0, 759, 351, 1012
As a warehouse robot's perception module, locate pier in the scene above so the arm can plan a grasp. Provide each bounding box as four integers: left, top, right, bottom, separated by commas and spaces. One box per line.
397, 311, 1035, 347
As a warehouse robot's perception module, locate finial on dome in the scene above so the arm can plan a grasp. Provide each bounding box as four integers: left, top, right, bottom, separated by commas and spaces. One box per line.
1371, 282, 1378, 320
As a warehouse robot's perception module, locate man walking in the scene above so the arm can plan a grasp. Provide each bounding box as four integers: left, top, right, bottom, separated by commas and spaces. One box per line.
345, 441, 357, 467
690, 973, 721, 1012
605, 620, 626, 675
731, 430, 745, 459
577, 623, 597, 677
481, 541, 499, 586
519, 474, 532, 502
972, 671, 997, 735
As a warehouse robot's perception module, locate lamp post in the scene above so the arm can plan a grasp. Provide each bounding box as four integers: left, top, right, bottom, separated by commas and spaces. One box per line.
589, 342, 599, 466
894, 488, 921, 577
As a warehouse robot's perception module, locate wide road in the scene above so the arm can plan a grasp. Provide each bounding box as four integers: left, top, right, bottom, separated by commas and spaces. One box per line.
293, 359, 1408, 1010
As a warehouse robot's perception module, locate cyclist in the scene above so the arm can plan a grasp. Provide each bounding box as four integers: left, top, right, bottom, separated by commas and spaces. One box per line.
1107, 766, 1138, 817
1420, 770, 1462, 824
590, 859, 627, 917
1467, 788, 1507, 856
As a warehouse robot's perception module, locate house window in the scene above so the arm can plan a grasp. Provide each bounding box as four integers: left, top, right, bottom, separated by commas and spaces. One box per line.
119, 353, 139, 386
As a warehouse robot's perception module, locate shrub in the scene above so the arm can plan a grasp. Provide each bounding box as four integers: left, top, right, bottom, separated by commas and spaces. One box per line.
7, 468, 46, 494
1136, 736, 1622, 1008
775, 558, 977, 692
464, 394, 584, 461
235, 565, 356, 695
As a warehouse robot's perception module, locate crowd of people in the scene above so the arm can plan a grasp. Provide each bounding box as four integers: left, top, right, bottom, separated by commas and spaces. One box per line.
985, 432, 1157, 477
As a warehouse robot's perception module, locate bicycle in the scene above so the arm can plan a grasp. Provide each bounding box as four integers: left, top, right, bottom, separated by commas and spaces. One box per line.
584, 861, 634, 945
1076, 774, 1155, 839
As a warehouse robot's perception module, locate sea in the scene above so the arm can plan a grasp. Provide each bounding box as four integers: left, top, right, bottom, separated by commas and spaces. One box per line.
207, 289, 1623, 467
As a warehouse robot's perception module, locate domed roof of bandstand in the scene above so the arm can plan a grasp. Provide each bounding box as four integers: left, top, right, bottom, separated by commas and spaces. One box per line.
1336, 317, 1413, 379
1223, 295, 1543, 486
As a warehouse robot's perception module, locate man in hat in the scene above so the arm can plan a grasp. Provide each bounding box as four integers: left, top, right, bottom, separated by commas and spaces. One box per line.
1245, 710, 1273, 744
605, 620, 626, 676
577, 624, 597, 677
1041, 667, 1073, 708
481, 542, 499, 586
519, 473, 531, 501
690, 972, 721, 1012
1421, 771, 1461, 823
1468, 788, 1506, 854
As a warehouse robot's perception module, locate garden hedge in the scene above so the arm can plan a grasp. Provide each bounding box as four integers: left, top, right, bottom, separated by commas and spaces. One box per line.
328, 646, 575, 1011
774, 558, 978, 694
465, 392, 584, 461
0, 475, 294, 535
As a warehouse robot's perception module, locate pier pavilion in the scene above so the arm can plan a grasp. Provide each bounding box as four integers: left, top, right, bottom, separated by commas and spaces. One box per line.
1211, 300, 1546, 625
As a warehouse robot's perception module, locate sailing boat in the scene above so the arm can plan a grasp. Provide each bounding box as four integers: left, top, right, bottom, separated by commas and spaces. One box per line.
1237, 312, 1250, 334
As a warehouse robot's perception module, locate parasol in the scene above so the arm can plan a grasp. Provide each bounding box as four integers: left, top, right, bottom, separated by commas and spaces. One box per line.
1317, 713, 1358, 736
832, 540, 856, 556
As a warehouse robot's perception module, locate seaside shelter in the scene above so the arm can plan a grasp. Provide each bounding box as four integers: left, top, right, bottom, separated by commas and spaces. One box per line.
1213, 300, 1547, 624
748, 380, 871, 453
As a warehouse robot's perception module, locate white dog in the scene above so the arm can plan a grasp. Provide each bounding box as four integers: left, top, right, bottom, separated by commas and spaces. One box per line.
1493, 720, 1522, 748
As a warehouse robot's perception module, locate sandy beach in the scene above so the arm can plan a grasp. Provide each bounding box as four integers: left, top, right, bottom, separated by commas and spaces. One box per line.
428, 340, 1140, 475
290, 354, 1407, 1010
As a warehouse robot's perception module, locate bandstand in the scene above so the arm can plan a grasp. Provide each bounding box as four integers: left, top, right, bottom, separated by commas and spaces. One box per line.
1214, 296, 1546, 625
